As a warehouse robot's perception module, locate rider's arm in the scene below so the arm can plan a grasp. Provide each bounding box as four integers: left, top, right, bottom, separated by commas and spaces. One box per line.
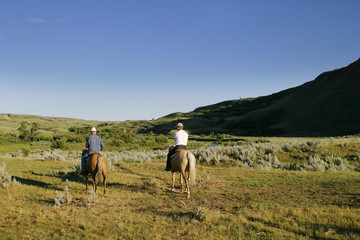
85, 136, 90, 149
100, 138, 105, 151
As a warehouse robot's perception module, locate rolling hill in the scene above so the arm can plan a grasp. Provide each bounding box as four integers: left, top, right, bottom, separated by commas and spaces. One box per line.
2, 58, 360, 137
0, 114, 104, 137
145, 58, 360, 137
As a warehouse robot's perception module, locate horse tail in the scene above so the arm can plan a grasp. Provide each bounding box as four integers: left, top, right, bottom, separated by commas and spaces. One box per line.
96, 155, 103, 185
187, 152, 196, 185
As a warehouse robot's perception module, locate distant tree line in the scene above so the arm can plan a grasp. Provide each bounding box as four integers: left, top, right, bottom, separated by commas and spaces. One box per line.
9, 121, 171, 151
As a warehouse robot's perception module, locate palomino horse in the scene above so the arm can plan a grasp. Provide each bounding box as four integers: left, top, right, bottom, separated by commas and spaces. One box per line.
170, 148, 196, 198
82, 150, 108, 195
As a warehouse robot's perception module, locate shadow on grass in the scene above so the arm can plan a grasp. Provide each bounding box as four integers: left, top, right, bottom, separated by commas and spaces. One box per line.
31, 170, 85, 184
107, 182, 163, 193
329, 224, 360, 236
139, 208, 196, 221
107, 182, 137, 189
63, 171, 85, 183
114, 164, 170, 182
13, 176, 61, 190
246, 215, 360, 239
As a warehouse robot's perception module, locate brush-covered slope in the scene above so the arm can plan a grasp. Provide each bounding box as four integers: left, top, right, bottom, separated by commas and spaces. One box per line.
0, 114, 101, 133
2, 58, 359, 137
147, 58, 360, 136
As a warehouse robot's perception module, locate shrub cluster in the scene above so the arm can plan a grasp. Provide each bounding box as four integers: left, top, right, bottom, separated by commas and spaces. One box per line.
106, 150, 167, 164
3, 149, 81, 161
51, 139, 70, 150
192, 142, 357, 172
0, 133, 20, 144
0, 162, 21, 188
1, 148, 167, 165
1, 138, 358, 172
54, 185, 72, 207
303, 155, 355, 172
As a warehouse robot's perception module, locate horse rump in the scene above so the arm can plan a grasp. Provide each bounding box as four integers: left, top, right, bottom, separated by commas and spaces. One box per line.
96, 155, 104, 185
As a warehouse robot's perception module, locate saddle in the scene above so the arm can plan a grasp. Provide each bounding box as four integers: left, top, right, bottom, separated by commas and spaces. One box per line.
85, 153, 102, 162
170, 148, 187, 159
175, 148, 187, 152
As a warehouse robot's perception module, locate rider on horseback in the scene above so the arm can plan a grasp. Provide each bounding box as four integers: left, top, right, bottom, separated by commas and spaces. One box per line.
165, 123, 188, 171
81, 127, 105, 175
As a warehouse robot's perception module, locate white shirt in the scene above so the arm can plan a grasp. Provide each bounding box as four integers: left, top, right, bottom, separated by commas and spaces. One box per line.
174, 130, 188, 146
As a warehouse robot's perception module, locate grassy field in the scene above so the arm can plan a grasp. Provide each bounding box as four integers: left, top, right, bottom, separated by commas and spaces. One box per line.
1, 155, 359, 239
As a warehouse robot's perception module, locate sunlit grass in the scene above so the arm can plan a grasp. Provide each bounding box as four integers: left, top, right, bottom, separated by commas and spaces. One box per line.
1, 156, 359, 239
0, 143, 51, 154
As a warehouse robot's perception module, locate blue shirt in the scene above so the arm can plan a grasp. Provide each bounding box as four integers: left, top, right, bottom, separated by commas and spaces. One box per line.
86, 134, 105, 154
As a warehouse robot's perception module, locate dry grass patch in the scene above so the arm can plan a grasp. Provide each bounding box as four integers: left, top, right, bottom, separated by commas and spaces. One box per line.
0, 157, 359, 239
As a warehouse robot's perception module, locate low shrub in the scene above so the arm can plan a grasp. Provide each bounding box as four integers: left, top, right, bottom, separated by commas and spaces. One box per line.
21, 147, 30, 157
51, 139, 70, 150
0, 162, 21, 188
54, 185, 73, 207
303, 155, 355, 172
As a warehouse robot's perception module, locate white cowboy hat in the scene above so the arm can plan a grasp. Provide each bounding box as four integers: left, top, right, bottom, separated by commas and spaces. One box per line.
91, 127, 97, 132
176, 123, 183, 128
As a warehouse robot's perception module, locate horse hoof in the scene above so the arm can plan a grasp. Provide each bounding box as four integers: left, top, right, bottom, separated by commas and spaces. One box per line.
187, 195, 190, 199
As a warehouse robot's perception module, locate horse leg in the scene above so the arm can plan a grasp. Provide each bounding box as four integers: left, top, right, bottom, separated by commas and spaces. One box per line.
171, 172, 176, 191
186, 180, 190, 198
182, 171, 190, 198
92, 174, 97, 193
86, 175, 89, 190
103, 171, 107, 195
180, 173, 184, 192
187, 169, 190, 184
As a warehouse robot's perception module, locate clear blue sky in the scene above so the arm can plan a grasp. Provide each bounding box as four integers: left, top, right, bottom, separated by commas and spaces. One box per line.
1, 0, 359, 121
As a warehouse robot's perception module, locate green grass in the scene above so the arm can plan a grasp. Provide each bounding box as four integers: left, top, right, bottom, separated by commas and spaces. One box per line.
1, 157, 359, 239
0, 143, 51, 155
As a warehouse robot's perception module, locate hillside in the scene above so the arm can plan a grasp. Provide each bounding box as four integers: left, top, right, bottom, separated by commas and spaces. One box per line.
0, 114, 102, 134
2, 58, 360, 137
145, 58, 360, 136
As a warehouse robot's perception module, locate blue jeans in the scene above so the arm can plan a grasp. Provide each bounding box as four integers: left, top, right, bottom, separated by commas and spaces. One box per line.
81, 152, 89, 171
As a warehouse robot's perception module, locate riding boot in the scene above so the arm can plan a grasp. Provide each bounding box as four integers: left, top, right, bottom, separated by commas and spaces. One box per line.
165, 153, 171, 171
80, 153, 89, 175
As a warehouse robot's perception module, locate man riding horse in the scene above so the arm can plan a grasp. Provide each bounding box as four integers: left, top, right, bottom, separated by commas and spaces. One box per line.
81, 127, 105, 175
165, 123, 188, 171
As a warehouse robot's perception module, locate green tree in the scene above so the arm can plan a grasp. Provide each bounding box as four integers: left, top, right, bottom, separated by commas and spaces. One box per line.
155, 134, 168, 143
18, 121, 40, 141
30, 122, 39, 136
51, 139, 70, 150
18, 121, 30, 141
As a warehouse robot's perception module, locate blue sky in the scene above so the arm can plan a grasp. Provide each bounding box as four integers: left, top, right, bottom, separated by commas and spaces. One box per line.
1, 0, 359, 121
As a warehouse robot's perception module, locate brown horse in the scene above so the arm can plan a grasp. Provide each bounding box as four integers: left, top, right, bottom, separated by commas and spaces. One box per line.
82, 150, 108, 195
170, 149, 196, 198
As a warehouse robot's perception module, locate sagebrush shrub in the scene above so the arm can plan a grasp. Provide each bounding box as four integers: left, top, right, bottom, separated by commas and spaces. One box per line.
54, 185, 72, 207
303, 155, 355, 172
0, 162, 21, 188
